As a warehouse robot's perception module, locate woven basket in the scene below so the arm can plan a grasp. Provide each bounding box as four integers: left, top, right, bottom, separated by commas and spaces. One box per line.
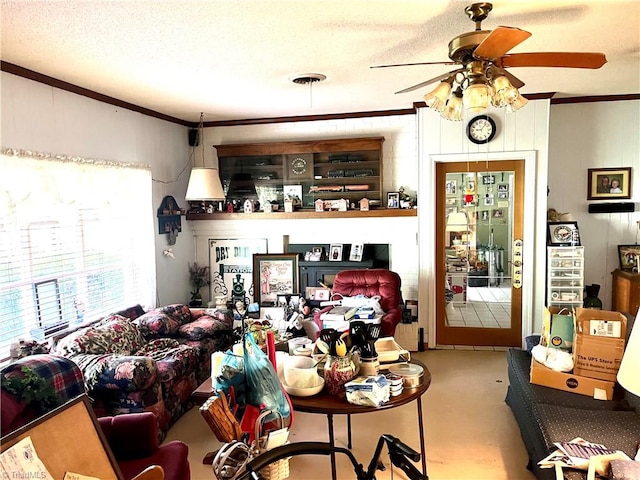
252, 410, 290, 480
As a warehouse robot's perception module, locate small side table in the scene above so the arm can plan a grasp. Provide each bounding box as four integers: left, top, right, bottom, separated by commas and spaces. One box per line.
611, 269, 640, 316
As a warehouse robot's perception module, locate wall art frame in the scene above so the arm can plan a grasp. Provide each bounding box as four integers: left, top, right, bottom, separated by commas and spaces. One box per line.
617, 244, 640, 271
253, 253, 299, 306
587, 167, 632, 200
547, 221, 581, 246
329, 243, 343, 261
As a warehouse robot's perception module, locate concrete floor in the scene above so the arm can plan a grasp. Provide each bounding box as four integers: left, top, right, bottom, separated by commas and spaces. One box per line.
164, 349, 535, 480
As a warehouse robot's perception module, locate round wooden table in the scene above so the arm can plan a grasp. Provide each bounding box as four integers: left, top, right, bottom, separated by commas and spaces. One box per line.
289, 359, 431, 480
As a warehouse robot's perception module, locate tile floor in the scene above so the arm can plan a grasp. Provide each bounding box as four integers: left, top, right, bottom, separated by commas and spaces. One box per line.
164, 349, 535, 480
447, 281, 512, 329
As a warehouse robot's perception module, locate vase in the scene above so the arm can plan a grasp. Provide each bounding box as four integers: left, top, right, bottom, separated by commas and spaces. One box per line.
189, 293, 203, 307
324, 355, 357, 397
583, 284, 602, 309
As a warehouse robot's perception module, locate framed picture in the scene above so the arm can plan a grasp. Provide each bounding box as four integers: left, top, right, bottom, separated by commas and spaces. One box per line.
310, 246, 323, 261
329, 244, 343, 261
209, 238, 268, 305
617, 245, 640, 271
484, 194, 494, 206
283, 184, 303, 206
252, 253, 299, 306
445, 180, 457, 194
497, 183, 509, 192
498, 191, 509, 200
547, 221, 581, 246
587, 167, 632, 200
493, 209, 504, 218
349, 243, 364, 262
387, 192, 400, 209
482, 175, 495, 185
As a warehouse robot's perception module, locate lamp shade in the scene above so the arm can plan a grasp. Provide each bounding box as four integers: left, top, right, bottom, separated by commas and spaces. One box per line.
446, 211, 468, 232
185, 167, 225, 201
617, 314, 640, 396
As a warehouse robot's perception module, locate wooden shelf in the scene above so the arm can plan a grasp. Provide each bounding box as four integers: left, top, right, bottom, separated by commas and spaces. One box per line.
186, 208, 417, 221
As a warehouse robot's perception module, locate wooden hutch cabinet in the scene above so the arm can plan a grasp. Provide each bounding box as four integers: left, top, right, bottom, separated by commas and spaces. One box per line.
215, 137, 384, 210
611, 269, 640, 316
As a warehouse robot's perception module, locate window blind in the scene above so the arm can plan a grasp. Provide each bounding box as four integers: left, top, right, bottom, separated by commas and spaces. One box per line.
0, 149, 156, 360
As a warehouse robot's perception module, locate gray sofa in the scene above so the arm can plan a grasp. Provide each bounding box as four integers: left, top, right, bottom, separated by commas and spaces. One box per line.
505, 313, 640, 479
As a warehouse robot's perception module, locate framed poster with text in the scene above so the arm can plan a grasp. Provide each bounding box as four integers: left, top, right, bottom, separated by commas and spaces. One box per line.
209, 238, 268, 305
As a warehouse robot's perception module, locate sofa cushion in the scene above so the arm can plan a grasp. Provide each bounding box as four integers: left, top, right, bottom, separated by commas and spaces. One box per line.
535, 403, 640, 459
135, 339, 201, 386
55, 315, 144, 356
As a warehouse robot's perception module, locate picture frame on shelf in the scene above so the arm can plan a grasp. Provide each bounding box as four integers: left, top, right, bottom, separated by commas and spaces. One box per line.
329, 244, 343, 261
587, 167, 632, 200
617, 245, 640, 271
547, 221, 581, 246
387, 192, 400, 209
310, 246, 323, 261
252, 253, 299, 306
349, 243, 364, 262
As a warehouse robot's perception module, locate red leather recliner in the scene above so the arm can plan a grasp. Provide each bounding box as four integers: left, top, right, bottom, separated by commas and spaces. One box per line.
315, 269, 403, 337
98, 412, 190, 480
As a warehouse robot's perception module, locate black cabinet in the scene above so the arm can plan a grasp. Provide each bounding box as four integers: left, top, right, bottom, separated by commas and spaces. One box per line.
299, 260, 376, 292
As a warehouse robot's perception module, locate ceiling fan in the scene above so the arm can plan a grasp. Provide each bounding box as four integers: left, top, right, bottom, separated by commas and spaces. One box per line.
372, 2, 607, 119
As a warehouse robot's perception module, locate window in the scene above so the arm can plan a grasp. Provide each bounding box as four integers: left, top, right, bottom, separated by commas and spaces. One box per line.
0, 149, 156, 359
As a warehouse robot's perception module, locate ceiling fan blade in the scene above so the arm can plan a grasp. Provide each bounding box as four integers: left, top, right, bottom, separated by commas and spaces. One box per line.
495, 67, 525, 89
394, 69, 463, 94
474, 26, 532, 60
500, 52, 607, 69
371, 61, 458, 69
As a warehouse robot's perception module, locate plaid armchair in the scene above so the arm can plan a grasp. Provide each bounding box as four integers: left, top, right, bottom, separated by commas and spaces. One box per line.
1, 354, 85, 436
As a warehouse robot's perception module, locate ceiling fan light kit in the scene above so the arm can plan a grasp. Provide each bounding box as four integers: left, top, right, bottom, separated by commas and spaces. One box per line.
380, 2, 606, 121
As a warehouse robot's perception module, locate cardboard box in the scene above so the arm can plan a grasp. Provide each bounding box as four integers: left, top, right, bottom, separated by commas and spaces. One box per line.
530, 358, 614, 400
572, 308, 626, 381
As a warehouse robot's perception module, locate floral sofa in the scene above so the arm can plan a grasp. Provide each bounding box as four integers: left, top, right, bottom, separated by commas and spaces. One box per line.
53, 304, 233, 439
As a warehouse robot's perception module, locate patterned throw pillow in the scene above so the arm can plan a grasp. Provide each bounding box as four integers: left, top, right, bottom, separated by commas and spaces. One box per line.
134, 311, 181, 338
178, 315, 230, 341
55, 315, 144, 356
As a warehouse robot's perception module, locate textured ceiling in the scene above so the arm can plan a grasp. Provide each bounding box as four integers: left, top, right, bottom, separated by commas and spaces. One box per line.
1, 0, 639, 123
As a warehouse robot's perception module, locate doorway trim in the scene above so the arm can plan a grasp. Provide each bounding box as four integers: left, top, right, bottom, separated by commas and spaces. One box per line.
427, 151, 537, 348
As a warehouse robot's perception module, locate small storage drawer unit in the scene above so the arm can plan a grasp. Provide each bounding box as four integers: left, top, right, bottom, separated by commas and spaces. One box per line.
546, 246, 584, 308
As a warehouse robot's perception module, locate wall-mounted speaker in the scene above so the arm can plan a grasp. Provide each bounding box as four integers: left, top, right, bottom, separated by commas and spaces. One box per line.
188, 129, 199, 147
588, 202, 635, 214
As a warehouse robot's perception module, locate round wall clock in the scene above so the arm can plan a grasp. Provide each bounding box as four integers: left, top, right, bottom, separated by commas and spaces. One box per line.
466, 115, 497, 144
291, 157, 307, 175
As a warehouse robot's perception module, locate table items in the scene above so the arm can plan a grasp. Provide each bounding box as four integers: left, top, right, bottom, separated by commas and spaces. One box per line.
324, 354, 358, 396
345, 375, 390, 407
388, 363, 425, 389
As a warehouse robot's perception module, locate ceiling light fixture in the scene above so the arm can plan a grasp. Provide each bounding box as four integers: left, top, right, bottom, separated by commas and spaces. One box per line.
290, 73, 326, 108
425, 63, 528, 121
185, 112, 225, 201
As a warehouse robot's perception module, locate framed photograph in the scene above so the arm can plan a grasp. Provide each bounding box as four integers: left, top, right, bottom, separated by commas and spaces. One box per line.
618, 245, 640, 271
310, 246, 323, 261
387, 192, 400, 209
493, 209, 504, 218
587, 167, 632, 200
482, 175, 495, 185
329, 243, 343, 261
283, 184, 303, 206
253, 253, 299, 306
349, 243, 364, 262
547, 221, 581, 246
484, 194, 494, 206
498, 183, 509, 192
498, 191, 509, 200
445, 180, 457, 194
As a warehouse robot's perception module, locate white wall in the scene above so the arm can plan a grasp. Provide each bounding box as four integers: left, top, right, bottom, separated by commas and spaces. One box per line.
1, 72, 194, 307
548, 100, 640, 309
193, 116, 420, 306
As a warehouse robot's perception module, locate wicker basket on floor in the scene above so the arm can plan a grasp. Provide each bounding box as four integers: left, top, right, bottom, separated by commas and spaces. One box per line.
252, 410, 290, 480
